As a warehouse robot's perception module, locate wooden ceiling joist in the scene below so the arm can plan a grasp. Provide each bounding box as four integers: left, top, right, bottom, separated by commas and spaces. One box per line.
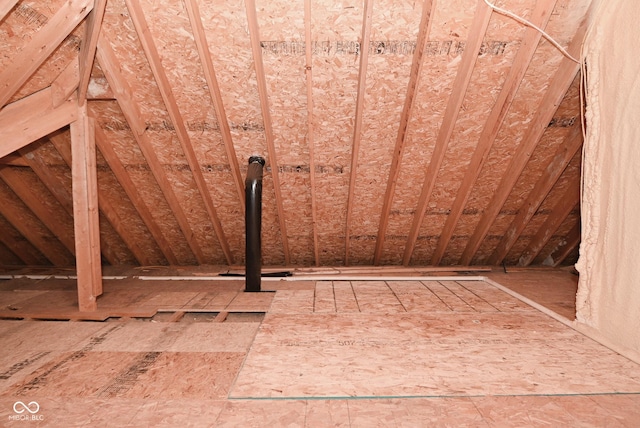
245, 0, 290, 264
183, 0, 245, 213
96, 34, 206, 264
488, 123, 582, 265
459, 14, 588, 265
92, 123, 179, 265
430, 0, 558, 265
0, 0, 93, 108
373, 0, 435, 265
78, 0, 108, 103
125, 0, 233, 265
303, 0, 320, 266
518, 178, 580, 267
403, 0, 493, 266
344, 0, 374, 266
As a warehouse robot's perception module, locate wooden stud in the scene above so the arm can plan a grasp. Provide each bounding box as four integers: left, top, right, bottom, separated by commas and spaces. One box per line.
244, 0, 290, 264
92, 123, 179, 265
488, 123, 582, 265
0, 0, 93, 108
78, 0, 108, 103
373, 0, 436, 265
550, 221, 581, 267
70, 104, 102, 311
0, 88, 78, 159
183, 0, 245, 213
304, 0, 320, 266
459, 15, 589, 265
0, 0, 19, 22
518, 179, 580, 267
431, 0, 558, 265
344, 0, 374, 266
403, 0, 493, 266
96, 34, 206, 264
125, 0, 234, 265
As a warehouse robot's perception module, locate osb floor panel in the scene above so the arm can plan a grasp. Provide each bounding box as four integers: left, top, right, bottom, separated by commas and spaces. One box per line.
0, 274, 639, 426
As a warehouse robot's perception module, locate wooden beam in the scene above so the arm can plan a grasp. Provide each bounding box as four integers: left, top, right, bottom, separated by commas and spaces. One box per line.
303, 0, 320, 266
0, 0, 93, 108
126, 0, 233, 265
78, 0, 108, 103
183, 0, 245, 213
518, 179, 580, 267
51, 60, 80, 108
0, 177, 73, 265
0, 154, 28, 166
0, 167, 76, 255
344, 0, 374, 266
0, 88, 78, 158
0, 0, 19, 23
0, 216, 43, 265
431, 0, 558, 265
49, 133, 154, 266
551, 221, 581, 267
244, 0, 290, 264
488, 123, 582, 265
92, 123, 179, 265
374, 0, 435, 265
18, 141, 119, 265
70, 104, 102, 312
402, 0, 492, 266
459, 15, 588, 265
97, 33, 206, 264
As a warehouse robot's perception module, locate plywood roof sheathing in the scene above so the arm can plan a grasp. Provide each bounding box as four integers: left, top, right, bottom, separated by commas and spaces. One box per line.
403, 0, 493, 266
459, 13, 589, 265
78, 0, 108, 103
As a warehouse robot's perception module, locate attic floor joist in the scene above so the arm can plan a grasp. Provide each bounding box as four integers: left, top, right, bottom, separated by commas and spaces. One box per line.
0, 0, 591, 303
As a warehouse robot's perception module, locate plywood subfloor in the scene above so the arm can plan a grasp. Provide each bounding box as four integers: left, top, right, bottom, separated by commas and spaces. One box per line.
0, 270, 639, 426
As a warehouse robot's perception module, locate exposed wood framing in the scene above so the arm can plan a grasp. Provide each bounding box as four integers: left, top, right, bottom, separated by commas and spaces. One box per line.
0, 154, 28, 166
304, 0, 320, 266
0, 88, 78, 158
96, 33, 207, 263
49, 133, 154, 266
431, 0, 558, 265
459, 16, 588, 265
125, 0, 233, 265
550, 221, 581, 267
183, 0, 245, 212
92, 123, 179, 265
51, 60, 80, 108
403, 0, 493, 266
0, 0, 93, 108
0, 0, 19, 23
244, 0, 290, 264
78, 0, 108, 103
344, 0, 374, 266
518, 179, 580, 266
373, 0, 435, 265
488, 123, 582, 265
0, 220, 43, 265
0, 167, 76, 255
70, 104, 102, 311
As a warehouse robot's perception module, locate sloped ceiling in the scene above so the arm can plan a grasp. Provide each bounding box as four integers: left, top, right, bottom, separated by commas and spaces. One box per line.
0, 0, 590, 269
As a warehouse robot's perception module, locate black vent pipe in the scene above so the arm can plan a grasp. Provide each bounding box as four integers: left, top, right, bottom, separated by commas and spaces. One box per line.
245, 156, 265, 292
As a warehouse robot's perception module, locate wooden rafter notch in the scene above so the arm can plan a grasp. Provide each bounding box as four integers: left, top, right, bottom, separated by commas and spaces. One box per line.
244, 0, 290, 264
402, 0, 492, 266
125, 0, 233, 265
459, 12, 589, 265
430, 0, 559, 265
373, 0, 436, 265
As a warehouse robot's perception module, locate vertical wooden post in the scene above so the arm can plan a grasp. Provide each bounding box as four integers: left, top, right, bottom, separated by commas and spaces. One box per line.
71, 104, 103, 311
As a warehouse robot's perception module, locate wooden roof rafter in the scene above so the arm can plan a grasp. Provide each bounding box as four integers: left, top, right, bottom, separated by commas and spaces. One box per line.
0, 0, 19, 23
96, 33, 207, 264
548, 221, 581, 267
344, 0, 374, 266
183, 0, 245, 213
488, 122, 582, 265
373, 0, 436, 265
244, 0, 291, 264
78, 0, 108, 103
459, 14, 589, 265
430, 0, 559, 265
402, 0, 493, 266
125, 0, 233, 265
0, 215, 43, 265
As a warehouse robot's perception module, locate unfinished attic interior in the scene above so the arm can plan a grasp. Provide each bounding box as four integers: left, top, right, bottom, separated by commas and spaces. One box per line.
2, 0, 640, 425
